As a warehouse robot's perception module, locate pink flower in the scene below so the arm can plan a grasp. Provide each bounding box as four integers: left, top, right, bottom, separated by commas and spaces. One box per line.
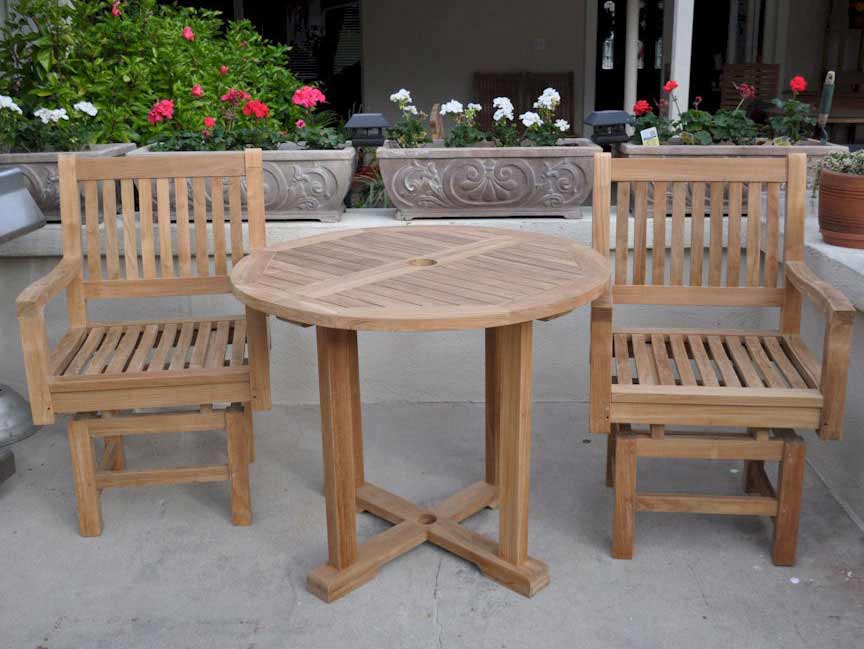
147, 99, 174, 125
789, 75, 807, 94
191, 84, 204, 98
111, 1, 121, 17
220, 88, 251, 104
182, 26, 195, 41
219, 65, 229, 76
203, 116, 216, 128
242, 99, 270, 120
295, 119, 306, 129
663, 79, 678, 94
292, 85, 326, 109
735, 83, 757, 100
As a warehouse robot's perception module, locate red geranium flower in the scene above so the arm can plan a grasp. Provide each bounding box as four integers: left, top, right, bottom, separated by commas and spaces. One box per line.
111, 1, 121, 17
735, 83, 757, 100
220, 88, 251, 104
147, 99, 174, 125
219, 65, 229, 76
182, 26, 195, 41
242, 99, 270, 120
292, 86, 326, 109
191, 84, 204, 98
789, 75, 807, 94
663, 79, 679, 94
203, 116, 216, 128
295, 119, 306, 129
633, 99, 652, 116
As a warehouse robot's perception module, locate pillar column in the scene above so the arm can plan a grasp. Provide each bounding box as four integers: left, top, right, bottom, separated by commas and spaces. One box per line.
624, 0, 640, 114
669, 0, 694, 119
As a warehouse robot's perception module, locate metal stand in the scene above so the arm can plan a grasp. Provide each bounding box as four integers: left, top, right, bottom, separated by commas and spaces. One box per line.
0, 384, 39, 486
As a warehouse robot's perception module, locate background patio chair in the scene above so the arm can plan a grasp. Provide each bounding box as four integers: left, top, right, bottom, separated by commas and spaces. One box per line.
589, 152, 854, 565
16, 149, 272, 536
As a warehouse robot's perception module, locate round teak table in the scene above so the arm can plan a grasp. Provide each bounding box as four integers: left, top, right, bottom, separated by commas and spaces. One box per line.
230, 226, 609, 602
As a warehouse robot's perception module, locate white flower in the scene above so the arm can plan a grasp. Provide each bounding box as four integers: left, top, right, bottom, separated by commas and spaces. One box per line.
440, 99, 464, 115
493, 107, 513, 122
520, 111, 542, 128
0, 95, 22, 115
467, 103, 482, 112
34, 107, 69, 124
555, 119, 570, 132
534, 87, 561, 110
493, 96, 513, 111
73, 101, 98, 117
390, 88, 412, 104
403, 104, 418, 115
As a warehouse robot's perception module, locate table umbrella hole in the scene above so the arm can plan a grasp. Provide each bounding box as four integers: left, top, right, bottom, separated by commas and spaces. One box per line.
417, 513, 437, 525
408, 258, 437, 267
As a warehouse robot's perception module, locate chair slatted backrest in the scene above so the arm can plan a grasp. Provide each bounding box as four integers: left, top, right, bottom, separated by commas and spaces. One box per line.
592, 153, 807, 312
58, 150, 266, 301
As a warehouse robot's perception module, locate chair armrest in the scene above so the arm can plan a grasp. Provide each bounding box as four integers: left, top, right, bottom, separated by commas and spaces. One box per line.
15, 258, 81, 425
785, 261, 856, 440
784, 261, 855, 320
15, 257, 82, 316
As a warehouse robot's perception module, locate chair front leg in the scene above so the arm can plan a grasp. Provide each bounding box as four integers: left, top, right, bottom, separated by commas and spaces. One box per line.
68, 417, 102, 537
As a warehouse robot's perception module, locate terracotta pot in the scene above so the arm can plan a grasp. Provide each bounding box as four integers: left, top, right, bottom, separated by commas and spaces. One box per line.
819, 168, 864, 249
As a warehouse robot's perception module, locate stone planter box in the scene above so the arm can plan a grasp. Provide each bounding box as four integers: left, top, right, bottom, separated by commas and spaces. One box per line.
617, 139, 848, 191
0, 143, 135, 217
130, 144, 356, 222
377, 139, 601, 220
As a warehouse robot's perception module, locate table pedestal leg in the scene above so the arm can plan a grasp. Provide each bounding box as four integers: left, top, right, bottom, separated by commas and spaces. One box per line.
308, 327, 373, 602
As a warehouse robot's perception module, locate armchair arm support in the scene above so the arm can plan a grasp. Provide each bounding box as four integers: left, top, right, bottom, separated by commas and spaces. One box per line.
589, 287, 613, 434
785, 261, 856, 440
16, 257, 82, 316
15, 257, 81, 425
785, 261, 855, 320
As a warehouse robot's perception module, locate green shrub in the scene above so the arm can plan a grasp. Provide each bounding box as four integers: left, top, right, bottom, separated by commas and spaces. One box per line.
0, 0, 305, 149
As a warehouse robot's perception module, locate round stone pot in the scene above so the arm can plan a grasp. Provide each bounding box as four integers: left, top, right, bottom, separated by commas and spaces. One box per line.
818, 168, 864, 249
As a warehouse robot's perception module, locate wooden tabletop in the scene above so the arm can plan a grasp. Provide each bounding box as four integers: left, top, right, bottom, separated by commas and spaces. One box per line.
230, 226, 609, 331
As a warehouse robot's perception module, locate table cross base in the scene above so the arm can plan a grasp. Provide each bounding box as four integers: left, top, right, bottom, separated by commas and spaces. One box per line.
307, 481, 550, 603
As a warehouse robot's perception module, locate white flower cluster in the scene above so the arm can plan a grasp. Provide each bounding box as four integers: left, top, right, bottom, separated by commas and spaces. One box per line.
34, 107, 69, 124
390, 88, 412, 105
534, 87, 561, 111
492, 97, 513, 122
519, 111, 542, 128
555, 119, 570, 132
73, 101, 98, 117
440, 99, 464, 115
0, 95, 22, 115
467, 102, 482, 112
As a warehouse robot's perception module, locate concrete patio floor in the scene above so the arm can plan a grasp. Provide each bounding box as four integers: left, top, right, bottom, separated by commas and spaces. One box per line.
1, 402, 863, 649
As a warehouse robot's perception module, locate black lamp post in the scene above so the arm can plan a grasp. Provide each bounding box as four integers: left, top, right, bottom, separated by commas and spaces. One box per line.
584, 110, 634, 148
345, 113, 390, 148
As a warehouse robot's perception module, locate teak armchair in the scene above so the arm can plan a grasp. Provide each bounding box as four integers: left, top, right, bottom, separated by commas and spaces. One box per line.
16, 149, 271, 536
589, 152, 854, 564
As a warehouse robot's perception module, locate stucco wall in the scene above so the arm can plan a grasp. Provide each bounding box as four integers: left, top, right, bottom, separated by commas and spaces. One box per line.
361, 0, 588, 127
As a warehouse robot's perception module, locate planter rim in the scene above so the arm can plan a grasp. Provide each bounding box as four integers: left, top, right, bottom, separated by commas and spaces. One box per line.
619, 139, 848, 155
129, 143, 355, 161
378, 138, 601, 159
819, 167, 864, 184
0, 142, 135, 163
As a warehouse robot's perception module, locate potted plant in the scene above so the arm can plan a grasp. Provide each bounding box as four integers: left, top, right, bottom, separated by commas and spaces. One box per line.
0, 0, 137, 216
116, 2, 353, 222
378, 88, 600, 220
818, 150, 864, 248
619, 75, 847, 190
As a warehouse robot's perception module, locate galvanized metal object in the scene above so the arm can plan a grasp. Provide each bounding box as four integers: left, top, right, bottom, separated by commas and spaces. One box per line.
0, 166, 46, 484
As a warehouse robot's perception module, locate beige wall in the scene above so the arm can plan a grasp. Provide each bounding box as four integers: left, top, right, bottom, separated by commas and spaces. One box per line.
361, 0, 588, 129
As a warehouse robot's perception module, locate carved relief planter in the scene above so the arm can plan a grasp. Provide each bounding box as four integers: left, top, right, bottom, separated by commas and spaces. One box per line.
130, 144, 356, 222
377, 139, 601, 220
0, 143, 135, 218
